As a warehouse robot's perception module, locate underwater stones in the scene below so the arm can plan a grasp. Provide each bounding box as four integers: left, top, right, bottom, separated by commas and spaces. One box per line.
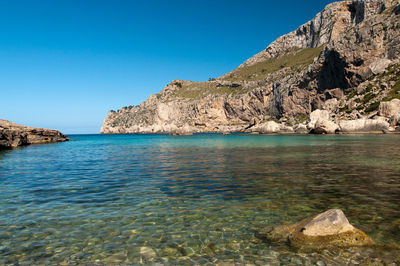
140, 246, 156, 260
259, 209, 374, 251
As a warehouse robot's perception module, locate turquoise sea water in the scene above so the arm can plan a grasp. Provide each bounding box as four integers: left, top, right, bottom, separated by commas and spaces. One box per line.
0, 134, 399, 264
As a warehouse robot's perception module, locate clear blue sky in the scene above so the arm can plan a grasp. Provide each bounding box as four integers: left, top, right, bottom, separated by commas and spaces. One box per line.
0, 0, 335, 134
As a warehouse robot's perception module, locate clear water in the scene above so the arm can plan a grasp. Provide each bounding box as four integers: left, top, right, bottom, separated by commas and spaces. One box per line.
0, 134, 399, 265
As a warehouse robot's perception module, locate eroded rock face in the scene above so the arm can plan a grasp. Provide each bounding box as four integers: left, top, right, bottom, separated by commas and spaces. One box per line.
101, 0, 400, 134
258, 209, 374, 252
0, 119, 69, 149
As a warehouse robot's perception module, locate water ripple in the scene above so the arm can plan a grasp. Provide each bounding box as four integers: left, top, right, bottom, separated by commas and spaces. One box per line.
0, 134, 399, 264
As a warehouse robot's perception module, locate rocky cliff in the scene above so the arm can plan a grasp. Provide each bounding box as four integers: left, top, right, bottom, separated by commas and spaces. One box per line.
0, 119, 69, 149
101, 0, 400, 134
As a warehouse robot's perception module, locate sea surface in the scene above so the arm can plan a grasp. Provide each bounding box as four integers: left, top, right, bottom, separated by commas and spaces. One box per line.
0, 134, 399, 265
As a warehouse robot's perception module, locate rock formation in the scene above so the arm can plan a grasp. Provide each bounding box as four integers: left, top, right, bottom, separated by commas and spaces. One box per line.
102, 0, 400, 134
256, 209, 374, 252
0, 119, 69, 149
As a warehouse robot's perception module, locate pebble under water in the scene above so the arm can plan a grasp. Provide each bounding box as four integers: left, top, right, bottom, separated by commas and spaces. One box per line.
0, 134, 399, 265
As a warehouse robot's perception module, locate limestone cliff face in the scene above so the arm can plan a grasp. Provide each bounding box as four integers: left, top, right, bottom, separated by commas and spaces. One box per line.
101, 0, 400, 134
0, 119, 69, 149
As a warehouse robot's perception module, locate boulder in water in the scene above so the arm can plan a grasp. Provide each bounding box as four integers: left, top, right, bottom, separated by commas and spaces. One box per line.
258, 209, 374, 251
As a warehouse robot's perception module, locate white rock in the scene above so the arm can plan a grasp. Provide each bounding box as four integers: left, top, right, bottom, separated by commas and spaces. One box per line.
310, 109, 330, 122
308, 109, 331, 130
258, 121, 282, 133
302, 209, 354, 236
369, 59, 392, 75
389, 112, 400, 127
312, 119, 339, 134
379, 99, 400, 118
339, 119, 389, 132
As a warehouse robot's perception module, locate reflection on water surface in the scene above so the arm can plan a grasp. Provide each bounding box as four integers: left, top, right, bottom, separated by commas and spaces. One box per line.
0, 134, 399, 264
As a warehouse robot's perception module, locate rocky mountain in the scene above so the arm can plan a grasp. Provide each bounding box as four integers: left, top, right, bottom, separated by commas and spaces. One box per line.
101, 0, 400, 134
0, 119, 69, 149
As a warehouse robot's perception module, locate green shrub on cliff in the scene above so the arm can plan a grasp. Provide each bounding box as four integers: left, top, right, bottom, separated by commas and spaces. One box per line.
226, 46, 324, 81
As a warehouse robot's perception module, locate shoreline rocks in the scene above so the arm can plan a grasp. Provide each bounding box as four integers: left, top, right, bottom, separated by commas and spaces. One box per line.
0, 119, 69, 149
339, 119, 390, 133
257, 209, 374, 252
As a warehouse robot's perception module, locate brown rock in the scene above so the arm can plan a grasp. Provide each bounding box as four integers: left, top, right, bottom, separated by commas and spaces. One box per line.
259, 209, 374, 252
0, 119, 69, 149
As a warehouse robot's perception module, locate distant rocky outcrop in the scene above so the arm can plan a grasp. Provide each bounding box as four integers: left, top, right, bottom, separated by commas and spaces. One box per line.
102, 0, 400, 134
256, 209, 374, 252
0, 119, 69, 149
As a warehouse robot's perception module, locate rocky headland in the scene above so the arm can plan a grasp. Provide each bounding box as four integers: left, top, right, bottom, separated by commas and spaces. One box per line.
0, 119, 69, 149
101, 0, 400, 135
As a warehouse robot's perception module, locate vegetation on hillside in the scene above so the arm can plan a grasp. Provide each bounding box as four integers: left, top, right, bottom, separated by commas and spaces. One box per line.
340, 64, 400, 115
224, 46, 324, 81
165, 46, 324, 99
168, 81, 245, 99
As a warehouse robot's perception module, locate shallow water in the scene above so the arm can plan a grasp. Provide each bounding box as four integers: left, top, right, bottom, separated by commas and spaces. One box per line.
0, 134, 399, 264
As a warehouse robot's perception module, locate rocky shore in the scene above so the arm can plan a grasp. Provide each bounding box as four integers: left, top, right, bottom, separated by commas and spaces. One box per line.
101, 0, 400, 135
0, 119, 69, 149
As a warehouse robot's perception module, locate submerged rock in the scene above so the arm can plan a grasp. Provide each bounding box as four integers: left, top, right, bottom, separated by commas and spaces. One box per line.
139, 246, 156, 260
0, 119, 69, 149
258, 209, 374, 252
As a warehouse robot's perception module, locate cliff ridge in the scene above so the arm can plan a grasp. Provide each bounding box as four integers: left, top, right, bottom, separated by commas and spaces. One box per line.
102, 0, 400, 134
